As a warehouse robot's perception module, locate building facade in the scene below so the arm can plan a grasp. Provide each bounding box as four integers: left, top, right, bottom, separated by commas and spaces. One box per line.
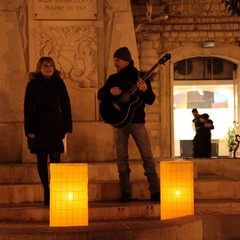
0, 0, 239, 163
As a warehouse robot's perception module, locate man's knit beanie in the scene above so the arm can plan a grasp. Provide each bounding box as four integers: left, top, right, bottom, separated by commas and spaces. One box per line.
113, 47, 132, 62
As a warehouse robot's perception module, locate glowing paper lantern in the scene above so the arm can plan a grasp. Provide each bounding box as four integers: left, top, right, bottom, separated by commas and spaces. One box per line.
160, 160, 194, 220
50, 163, 88, 227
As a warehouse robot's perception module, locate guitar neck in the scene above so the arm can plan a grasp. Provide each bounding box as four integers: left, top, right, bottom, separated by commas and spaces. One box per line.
127, 53, 171, 94
142, 61, 161, 82
129, 61, 160, 94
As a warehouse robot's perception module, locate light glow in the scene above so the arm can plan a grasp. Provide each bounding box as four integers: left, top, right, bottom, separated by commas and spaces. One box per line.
175, 190, 180, 196
68, 192, 73, 201
50, 163, 88, 227
160, 161, 194, 220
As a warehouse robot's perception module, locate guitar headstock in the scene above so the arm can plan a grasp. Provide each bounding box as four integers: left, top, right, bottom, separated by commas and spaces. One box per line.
158, 53, 171, 65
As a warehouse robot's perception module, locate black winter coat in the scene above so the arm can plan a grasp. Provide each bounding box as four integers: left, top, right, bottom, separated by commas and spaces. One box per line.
24, 72, 72, 153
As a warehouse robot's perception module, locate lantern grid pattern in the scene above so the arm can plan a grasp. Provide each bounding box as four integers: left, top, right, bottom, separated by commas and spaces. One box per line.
50, 163, 88, 227
160, 161, 194, 220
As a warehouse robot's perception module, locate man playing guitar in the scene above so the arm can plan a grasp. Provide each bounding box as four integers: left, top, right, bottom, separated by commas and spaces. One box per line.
97, 47, 160, 203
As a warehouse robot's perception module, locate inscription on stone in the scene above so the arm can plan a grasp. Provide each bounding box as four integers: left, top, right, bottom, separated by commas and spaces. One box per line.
34, 0, 97, 20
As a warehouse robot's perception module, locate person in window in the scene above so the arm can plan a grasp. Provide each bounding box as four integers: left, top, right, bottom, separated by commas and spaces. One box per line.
192, 108, 200, 129
192, 108, 201, 157
24, 56, 72, 206
193, 113, 214, 158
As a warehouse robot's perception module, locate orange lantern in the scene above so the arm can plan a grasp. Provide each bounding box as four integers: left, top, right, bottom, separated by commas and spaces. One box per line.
50, 163, 88, 227
160, 160, 194, 220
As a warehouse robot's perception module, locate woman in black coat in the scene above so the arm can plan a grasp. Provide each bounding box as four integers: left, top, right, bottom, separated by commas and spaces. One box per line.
24, 56, 72, 206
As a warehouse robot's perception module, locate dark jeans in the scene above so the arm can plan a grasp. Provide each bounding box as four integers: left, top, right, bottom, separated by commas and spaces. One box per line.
36, 151, 61, 205
114, 123, 160, 195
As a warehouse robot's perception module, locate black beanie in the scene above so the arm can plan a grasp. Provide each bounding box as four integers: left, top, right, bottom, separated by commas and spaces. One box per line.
113, 47, 132, 62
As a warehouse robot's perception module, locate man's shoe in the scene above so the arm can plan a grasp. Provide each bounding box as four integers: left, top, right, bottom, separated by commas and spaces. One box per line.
151, 192, 160, 202
120, 192, 131, 203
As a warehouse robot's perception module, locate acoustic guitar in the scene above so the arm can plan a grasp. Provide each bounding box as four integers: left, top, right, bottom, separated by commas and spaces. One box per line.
99, 53, 171, 128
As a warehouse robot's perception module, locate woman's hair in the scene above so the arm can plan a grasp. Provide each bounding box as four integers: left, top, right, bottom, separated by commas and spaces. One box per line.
35, 56, 56, 72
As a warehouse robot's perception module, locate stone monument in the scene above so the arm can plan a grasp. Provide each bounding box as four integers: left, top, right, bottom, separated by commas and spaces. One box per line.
0, 0, 140, 163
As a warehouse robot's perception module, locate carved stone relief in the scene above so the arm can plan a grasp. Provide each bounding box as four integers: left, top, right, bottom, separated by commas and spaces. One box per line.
36, 26, 98, 88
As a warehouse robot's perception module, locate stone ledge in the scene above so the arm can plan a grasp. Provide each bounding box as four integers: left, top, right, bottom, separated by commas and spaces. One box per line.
0, 215, 202, 240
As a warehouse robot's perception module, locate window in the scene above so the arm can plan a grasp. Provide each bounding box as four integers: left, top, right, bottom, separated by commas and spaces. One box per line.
173, 57, 237, 158
174, 57, 236, 80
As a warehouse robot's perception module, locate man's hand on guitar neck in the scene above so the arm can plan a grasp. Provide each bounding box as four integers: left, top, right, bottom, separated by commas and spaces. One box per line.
110, 87, 122, 96
137, 78, 148, 92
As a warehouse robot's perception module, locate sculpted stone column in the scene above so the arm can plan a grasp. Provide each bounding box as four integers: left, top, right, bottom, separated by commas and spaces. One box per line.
158, 61, 173, 158
0, 0, 27, 162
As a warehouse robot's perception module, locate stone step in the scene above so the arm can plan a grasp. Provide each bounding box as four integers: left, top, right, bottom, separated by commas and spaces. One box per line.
0, 215, 203, 240
0, 175, 239, 204
2, 158, 240, 185
0, 181, 147, 204
0, 201, 159, 222
0, 204, 240, 240
0, 159, 240, 184
0, 162, 156, 183
0, 199, 240, 223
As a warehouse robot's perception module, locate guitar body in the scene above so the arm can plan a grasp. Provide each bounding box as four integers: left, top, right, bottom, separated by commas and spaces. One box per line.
99, 93, 143, 128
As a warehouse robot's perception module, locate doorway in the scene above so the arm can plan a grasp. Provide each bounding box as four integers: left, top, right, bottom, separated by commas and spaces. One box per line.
173, 57, 236, 158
